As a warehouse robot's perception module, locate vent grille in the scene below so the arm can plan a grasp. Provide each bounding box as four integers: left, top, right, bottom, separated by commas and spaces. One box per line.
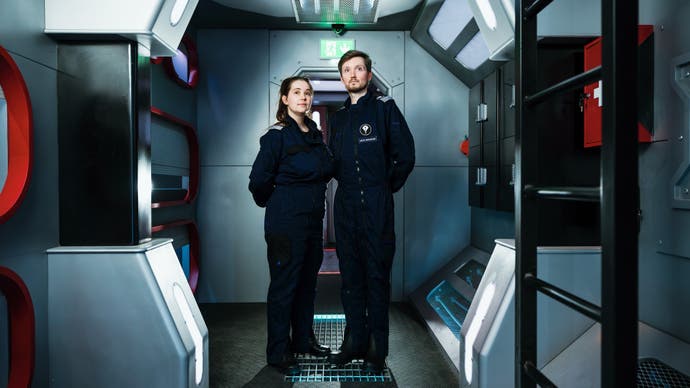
292, 0, 380, 24
637, 358, 690, 387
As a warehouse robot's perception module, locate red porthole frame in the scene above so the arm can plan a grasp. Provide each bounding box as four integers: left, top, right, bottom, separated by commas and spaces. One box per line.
150, 107, 199, 208
151, 34, 199, 89
0, 266, 35, 388
0, 45, 33, 223
152, 220, 200, 294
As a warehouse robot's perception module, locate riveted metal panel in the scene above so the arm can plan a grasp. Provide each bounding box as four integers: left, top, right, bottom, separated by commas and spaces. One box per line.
0, 0, 57, 69
638, 0, 690, 344
0, 8, 59, 383
269, 30, 405, 87
403, 167, 471, 295
405, 32, 469, 167
197, 30, 270, 166
196, 166, 270, 302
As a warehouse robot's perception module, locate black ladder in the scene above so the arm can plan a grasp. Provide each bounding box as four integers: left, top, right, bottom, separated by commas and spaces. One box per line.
515, 1, 639, 387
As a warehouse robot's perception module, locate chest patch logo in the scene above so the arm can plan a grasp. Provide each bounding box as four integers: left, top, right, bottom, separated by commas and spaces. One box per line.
359, 123, 373, 136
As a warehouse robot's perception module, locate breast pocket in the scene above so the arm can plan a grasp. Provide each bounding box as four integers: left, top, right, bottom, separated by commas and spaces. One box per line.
357, 122, 381, 149
357, 125, 385, 174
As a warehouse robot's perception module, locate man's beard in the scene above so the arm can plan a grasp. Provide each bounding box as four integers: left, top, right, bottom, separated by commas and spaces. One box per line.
345, 81, 368, 94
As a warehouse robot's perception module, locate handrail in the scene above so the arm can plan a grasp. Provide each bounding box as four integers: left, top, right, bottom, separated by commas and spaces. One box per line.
525, 273, 602, 321
524, 66, 601, 106
523, 0, 555, 20
523, 361, 557, 388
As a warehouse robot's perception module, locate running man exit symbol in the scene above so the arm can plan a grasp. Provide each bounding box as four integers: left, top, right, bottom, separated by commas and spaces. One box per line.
325, 41, 337, 57
320, 39, 355, 59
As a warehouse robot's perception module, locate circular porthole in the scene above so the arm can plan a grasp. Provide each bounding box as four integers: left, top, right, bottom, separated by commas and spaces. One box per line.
0, 45, 32, 223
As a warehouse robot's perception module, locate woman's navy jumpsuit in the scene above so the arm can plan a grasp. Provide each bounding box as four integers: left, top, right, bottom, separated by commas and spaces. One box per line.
248, 116, 334, 365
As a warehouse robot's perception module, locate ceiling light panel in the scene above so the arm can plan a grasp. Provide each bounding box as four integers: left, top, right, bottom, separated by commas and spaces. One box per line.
428, 0, 475, 50
455, 32, 490, 70
292, 0, 380, 24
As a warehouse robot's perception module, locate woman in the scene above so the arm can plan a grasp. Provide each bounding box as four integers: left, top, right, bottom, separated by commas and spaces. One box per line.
249, 76, 333, 375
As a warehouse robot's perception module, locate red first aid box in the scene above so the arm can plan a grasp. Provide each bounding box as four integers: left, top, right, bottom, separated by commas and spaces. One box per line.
583, 25, 654, 148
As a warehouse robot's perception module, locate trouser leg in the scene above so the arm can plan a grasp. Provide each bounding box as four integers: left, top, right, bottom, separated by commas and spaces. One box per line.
336, 226, 368, 352
265, 233, 303, 364
291, 233, 323, 350
340, 257, 368, 352
364, 195, 396, 359
365, 245, 393, 358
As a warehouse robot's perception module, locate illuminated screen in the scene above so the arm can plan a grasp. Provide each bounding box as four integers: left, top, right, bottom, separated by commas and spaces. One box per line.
455, 259, 486, 296
426, 280, 471, 340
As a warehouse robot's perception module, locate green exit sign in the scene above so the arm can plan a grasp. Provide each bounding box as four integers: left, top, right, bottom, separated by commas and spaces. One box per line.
320, 39, 355, 59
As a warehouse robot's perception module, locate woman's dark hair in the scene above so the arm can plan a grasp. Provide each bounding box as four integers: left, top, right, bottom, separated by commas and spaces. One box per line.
275, 76, 313, 125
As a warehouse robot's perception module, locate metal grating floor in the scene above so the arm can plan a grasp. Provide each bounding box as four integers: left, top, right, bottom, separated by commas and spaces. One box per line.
637, 358, 690, 387
285, 314, 393, 383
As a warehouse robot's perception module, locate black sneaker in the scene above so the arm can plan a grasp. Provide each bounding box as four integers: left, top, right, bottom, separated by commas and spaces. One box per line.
361, 358, 385, 375
327, 335, 365, 367
291, 331, 331, 357
361, 333, 385, 374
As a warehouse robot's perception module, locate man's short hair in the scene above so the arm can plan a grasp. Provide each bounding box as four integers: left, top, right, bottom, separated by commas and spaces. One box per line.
338, 50, 372, 74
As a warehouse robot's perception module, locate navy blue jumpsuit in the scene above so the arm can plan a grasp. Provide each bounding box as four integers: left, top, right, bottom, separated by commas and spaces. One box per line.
328, 91, 415, 359
249, 116, 333, 364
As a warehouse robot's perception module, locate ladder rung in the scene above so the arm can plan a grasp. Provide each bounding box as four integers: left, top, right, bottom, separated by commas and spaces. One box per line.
524, 66, 602, 106
525, 273, 602, 322
523, 185, 601, 202
523, 360, 558, 388
524, 0, 555, 20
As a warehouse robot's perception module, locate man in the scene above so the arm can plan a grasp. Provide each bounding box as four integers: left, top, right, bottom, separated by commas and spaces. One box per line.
327, 50, 415, 374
